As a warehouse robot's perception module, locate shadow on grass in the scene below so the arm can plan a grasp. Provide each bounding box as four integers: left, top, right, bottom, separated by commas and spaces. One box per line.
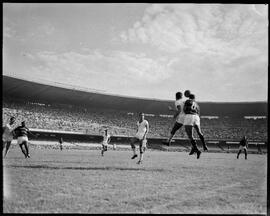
5, 164, 166, 172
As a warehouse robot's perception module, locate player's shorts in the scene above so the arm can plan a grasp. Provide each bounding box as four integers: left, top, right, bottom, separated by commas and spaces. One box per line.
135, 131, 148, 140
171, 122, 183, 135
184, 114, 200, 126
102, 141, 108, 146
17, 136, 28, 145
176, 113, 185, 124
2, 137, 13, 142
102, 142, 108, 150
239, 145, 247, 151
131, 137, 147, 147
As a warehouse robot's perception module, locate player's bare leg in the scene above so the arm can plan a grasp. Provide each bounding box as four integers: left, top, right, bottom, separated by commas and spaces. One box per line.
101, 145, 107, 156
185, 125, 201, 159
163, 123, 182, 146
23, 141, 30, 158
244, 149, 247, 160
19, 143, 27, 158
137, 144, 145, 164
237, 150, 241, 159
3, 141, 11, 158
130, 138, 138, 159
194, 125, 208, 151
165, 134, 174, 146
22, 141, 30, 158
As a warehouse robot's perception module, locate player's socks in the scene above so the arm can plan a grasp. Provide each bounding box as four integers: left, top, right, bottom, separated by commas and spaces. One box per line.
139, 153, 143, 161
190, 140, 199, 155
131, 146, 137, 159
199, 135, 208, 151
237, 150, 241, 159
197, 150, 201, 159
137, 160, 142, 164
131, 154, 138, 159
189, 148, 196, 155
244, 150, 247, 159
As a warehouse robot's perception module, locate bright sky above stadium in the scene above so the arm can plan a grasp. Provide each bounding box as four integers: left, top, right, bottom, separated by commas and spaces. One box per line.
3, 3, 268, 102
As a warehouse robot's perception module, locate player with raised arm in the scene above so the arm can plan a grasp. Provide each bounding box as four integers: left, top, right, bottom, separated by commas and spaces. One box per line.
2, 116, 16, 158
13, 121, 37, 158
163, 92, 185, 146
183, 94, 207, 159
130, 112, 149, 164
101, 129, 111, 156
237, 136, 248, 160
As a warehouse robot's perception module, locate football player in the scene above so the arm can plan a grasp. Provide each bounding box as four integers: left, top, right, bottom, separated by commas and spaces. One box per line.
101, 129, 111, 156
183, 94, 207, 159
163, 92, 185, 146
237, 136, 248, 159
130, 112, 149, 164
2, 116, 16, 158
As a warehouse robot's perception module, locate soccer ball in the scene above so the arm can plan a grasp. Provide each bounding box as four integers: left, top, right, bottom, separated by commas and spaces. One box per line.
113, 144, 117, 150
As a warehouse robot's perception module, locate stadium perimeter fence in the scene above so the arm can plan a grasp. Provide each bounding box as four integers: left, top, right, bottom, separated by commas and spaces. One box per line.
26, 128, 267, 154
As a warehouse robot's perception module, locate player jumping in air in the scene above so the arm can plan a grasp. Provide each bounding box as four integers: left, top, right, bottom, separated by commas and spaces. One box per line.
101, 129, 111, 156
2, 116, 16, 158
183, 94, 207, 159
163, 92, 186, 146
237, 136, 248, 160
185, 91, 208, 152
130, 112, 149, 164
13, 121, 37, 158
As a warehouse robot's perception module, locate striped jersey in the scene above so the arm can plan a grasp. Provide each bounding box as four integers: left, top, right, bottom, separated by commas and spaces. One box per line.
14, 126, 30, 137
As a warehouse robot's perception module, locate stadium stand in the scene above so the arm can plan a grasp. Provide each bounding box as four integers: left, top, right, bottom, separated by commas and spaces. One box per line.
3, 98, 267, 142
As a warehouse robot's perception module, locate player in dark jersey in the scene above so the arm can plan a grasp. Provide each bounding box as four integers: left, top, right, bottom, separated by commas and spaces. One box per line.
14, 121, 36, 158
59, 137, 63, 151
237, 136, 248, 159
183, 94, 207, 159
188, 93, 208, 152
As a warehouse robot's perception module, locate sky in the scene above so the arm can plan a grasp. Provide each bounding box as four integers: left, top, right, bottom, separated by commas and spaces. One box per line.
3, 3, 268, 102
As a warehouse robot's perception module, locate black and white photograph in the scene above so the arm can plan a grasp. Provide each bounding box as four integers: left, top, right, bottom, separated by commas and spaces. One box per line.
2, 3, 268, 214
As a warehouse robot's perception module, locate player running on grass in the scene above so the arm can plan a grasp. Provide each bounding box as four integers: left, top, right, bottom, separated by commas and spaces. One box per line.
183, 94, 207, 159
101, 129, 111, 156
130, 112, 149, 164
13, 121, 37, 158
2, 116, 16, 158
237, 136, 248, 160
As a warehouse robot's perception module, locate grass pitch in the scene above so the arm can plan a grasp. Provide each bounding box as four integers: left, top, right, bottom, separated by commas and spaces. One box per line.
2, 145, 267, 214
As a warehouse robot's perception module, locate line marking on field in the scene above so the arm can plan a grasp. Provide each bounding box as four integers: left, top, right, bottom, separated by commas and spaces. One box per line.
5, 164, 167, 172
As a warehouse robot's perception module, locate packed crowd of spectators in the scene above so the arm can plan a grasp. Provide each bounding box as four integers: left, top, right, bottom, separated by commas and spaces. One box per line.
2, 99, 267, 141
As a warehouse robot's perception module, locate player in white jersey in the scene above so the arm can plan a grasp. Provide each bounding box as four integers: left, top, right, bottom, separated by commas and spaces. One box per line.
101, 129, 111, 156
2, 117, 16, 158
130, 112, 149, 164
163, 92, 186, 146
